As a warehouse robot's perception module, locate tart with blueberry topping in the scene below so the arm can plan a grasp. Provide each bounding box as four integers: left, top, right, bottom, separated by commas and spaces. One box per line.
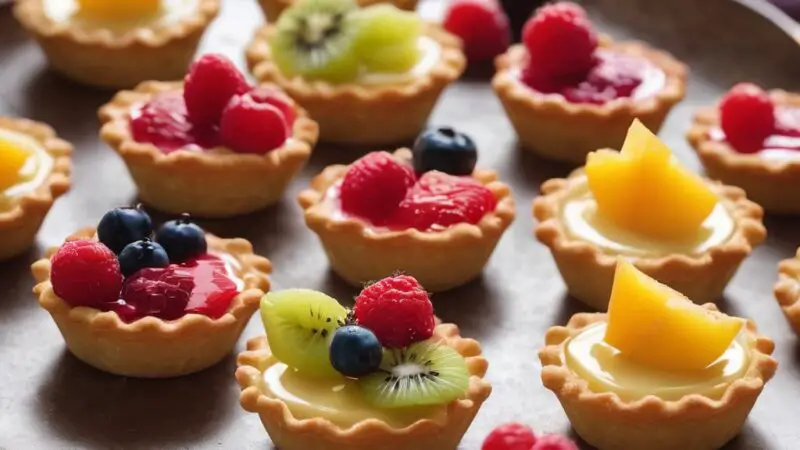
236, 275, 491, 450
31, 206, 271, 377
258, 0, 418, 24
299, 128, 515, 292
14, 0, 220, 88
492, 2, 686, 164
99, 54, 318, 218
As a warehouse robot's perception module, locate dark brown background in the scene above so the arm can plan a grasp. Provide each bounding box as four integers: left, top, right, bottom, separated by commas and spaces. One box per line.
2, 0, 800, 448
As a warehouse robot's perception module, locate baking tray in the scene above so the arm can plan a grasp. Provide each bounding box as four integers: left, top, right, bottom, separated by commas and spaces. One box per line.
2, 0, 800, 448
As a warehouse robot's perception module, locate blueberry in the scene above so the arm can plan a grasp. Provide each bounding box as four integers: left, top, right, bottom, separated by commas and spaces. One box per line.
97, 205, 153, 254
329, 325, 383, 378
412, 127, 478, 176
155, 214, 207, 263
118, 239, 170, 277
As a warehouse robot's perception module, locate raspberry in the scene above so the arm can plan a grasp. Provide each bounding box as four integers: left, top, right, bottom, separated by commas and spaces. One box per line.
530, 434, 578, 450
482, 424, 537, 450
339, 151, 416, 224
50, 240, 123, 308
354, 275, 435, 348
219, 92, 289, 154
121, 267, 194, 322
388, 172, 497, 231
130, 93, 197, 152
184, 54, 251, 127
522, 2, 598, 81
248, 86, 296, 132
443, 0, 511, 62
720, 83, 775, 154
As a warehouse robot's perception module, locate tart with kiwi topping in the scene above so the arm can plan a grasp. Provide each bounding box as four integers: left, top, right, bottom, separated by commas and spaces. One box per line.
246, 0, 466, 146
258, 0, 418, 24
236, 274, 491, 450
31, 206, 271, 378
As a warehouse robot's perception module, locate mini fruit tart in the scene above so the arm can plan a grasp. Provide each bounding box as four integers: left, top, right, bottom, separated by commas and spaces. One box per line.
540, 260, 778, 450
236, 275, 491, 450
687, 83, 800, 214
99, 54, 318, 218
31, 206, 271, 377
534, 120, 765, 310
299, 128, 515, 292
257, 0, 418, 24
492, 2, 686, 164
13, 0, 220, 89
774, 248, 800, 335
246, 0, 466, 146
0, 116, 71, 261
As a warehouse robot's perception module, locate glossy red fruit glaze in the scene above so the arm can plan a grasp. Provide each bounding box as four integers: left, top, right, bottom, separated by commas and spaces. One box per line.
482, 423, 537, 450
50, 240, 123, 308
248, 86, 296, 132
719, 83, 776, 154
184, 54, 251, 127
354, 275, 435, 348
182, 254, 239, 319
442, 0, 511, 62
530, 434, 578, 450
340, 151, 416, 225
220, 92, 289, 154
130, 93, 218, 152
388, 171, 497, 231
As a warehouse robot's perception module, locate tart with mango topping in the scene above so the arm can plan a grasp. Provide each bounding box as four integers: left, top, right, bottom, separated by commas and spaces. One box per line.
257, 0, 418, 24
540, 260, 777, 450
534, 119, 765, 310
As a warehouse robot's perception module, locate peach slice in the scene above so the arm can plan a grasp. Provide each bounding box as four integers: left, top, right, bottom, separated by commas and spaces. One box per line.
77, 0, 161, 18
0, 136, 31, 192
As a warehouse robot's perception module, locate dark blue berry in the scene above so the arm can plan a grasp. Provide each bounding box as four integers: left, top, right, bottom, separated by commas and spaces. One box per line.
329, 325, 383, 378
97, 205, 153, 254
118, 239, 170, 277
412, 127, 478, 176
155, 214, 207, 263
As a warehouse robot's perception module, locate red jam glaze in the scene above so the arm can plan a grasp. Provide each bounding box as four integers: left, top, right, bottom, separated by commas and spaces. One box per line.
709, 106, 800, 153
129, 93, 219, 153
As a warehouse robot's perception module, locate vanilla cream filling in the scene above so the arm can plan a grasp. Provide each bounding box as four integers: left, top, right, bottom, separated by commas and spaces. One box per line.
708, 127, 800, 161
564, 323, 750, 401
0, 129, 54, 212
357, 36, 441, 86
43, 0, 198, 33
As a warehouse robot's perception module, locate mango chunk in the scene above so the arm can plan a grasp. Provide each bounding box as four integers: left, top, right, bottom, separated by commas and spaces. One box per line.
77, 0, 161, 18
604, 259, 744, 372
0, 136, 31, 192
585, 119, 718, 241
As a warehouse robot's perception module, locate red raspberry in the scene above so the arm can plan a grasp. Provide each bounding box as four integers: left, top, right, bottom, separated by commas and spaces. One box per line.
184, 54, 251, 127
50, 240, 123, 308
522, 2, 598, 82
443, 0, 511, 62
120, 267, 194, 322
249, 86, 297, 132
531, 434, 578, 450
339, 151, 416, 225
219, 92, 289, 154
388, 172, 497, 231
354, 275, 435, 348
482, 424, 537, 450
720, 83, 775, 154
130, 93, 197, 152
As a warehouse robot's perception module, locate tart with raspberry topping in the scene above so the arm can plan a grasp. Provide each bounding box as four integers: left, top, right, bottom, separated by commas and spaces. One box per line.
31, 207, 271, 377
99, 54, 318, 218
0, 116, 71, 261
687, 83, 800, 214
13, 0, 220, 88
258, 0, 418, 24
299, 129, 515, 291
492, 2, 686, 164
236, 275, 491, 450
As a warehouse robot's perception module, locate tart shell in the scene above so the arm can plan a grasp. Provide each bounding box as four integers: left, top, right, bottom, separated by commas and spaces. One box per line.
492, 39, 687, 165
246, 23, 466, 146
13, 0, 220, 89
539, 308, 777, 450
31, 227, 272, 378
98, 81, 319, 218
236, 322, 492, 450
774, 247, 800, 335
0, 117, 72, 261
298, 149, 515, 292
533, 170, 766, 310
258, 0, 419, 23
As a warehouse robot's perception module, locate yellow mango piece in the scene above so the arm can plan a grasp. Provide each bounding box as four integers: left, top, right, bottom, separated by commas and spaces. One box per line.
0, 136, 31, 192
604, 259, 744, 372
585, 119, 718, 241
77, 0, 161, 18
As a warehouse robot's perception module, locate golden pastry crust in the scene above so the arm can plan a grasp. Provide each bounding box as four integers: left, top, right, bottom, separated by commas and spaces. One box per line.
533, 170, 766, 310
31, 227, 272, 378
493, 39, 687, 164
13, 0, 220, 88
258, 0, 418, 23
539, 308, 777, 450
774, 247, 800, 335
246, 23, 466, 146
98, 80, 318, 218
687, 89, 800, 215
236, 322, 492, 450
298, 149, 515, 292
0, 117, 72, 261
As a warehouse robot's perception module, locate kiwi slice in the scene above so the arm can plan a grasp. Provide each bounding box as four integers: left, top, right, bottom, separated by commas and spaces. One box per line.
260, 289, 348, 378
359, 341, 470, 407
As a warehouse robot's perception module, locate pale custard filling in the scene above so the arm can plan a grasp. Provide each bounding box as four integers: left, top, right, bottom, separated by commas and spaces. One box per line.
358, 36, 441, 86
561, 179, 735, 258
565, 323, 750, 401
43, 0, 198, 34
0, 129, 54, 212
